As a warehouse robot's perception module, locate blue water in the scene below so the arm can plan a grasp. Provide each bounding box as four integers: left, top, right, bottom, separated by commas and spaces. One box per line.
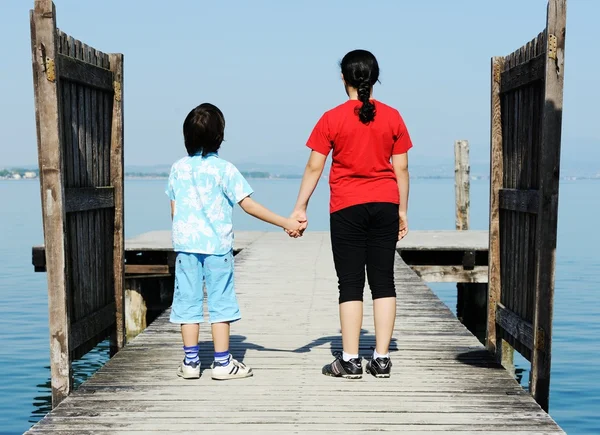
0, 178, 598, 434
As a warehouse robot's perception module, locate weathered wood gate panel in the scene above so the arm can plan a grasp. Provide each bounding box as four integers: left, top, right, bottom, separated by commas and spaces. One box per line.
487, 0, 566, 412
30, 0, 124, 407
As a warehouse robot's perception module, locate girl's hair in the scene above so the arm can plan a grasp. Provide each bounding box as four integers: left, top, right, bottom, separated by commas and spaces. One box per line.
340, 49, 379, 124
183, 103, 225, 156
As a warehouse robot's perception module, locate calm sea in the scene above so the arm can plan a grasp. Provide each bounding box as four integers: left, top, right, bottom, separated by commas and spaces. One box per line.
0, 178, 598, 434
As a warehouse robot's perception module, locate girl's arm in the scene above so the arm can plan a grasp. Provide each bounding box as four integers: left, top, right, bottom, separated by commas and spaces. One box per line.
392, 153, 410, 239
170, 200, 175, 220
292, 151, 327, 219
239, 196, 305, 233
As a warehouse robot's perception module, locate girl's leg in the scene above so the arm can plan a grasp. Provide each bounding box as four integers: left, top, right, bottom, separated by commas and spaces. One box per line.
339, 301, 363, 356
330, 205, 368, 364
373, 297, 396, 354
366, 203, 400, 355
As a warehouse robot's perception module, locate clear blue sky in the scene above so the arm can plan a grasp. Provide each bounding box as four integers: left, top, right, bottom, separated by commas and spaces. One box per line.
1, 0, 598, 173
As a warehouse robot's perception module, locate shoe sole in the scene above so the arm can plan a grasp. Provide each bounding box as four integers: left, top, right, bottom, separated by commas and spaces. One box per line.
211, 371, 253, 381
177, 368, 200, 379
365, 366, 390, 378
322, 371, 362, 379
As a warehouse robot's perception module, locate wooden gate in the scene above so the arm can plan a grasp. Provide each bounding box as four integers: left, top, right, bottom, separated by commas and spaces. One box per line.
487, 0, 566, 411
30, 0, 124, 407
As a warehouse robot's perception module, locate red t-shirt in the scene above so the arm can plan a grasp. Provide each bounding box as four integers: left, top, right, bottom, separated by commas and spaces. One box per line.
306, 99, 413, 213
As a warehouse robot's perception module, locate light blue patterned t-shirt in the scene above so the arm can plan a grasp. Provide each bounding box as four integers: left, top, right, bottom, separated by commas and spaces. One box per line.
166, 153, 253, 255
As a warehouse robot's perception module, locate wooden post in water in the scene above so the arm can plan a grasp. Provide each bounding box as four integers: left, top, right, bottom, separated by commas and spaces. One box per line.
30, 0, 72, 406
454, 140, 487, 344
454, 140, 470, 231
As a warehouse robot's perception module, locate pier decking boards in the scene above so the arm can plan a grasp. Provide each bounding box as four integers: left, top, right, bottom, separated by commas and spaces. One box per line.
27, 232, 564, 434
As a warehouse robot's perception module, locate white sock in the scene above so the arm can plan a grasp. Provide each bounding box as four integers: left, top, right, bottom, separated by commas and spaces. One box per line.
373, 349, 389, 360
342, 351, 359, 362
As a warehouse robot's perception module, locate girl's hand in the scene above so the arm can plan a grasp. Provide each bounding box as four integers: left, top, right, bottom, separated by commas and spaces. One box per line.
285, 210, 308, 238
398, 212, 408, 240
285, 218, 307, 238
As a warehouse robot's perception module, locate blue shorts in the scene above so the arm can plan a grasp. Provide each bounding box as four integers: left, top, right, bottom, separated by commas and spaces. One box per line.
170, 251, 241, 324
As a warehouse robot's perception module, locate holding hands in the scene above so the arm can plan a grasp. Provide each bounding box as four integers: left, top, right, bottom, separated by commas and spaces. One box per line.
285, 209, 308, 239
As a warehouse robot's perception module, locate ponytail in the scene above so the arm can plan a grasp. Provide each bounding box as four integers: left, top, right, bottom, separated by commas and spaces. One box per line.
356, 79, 376, 124
340, 49, 380, 125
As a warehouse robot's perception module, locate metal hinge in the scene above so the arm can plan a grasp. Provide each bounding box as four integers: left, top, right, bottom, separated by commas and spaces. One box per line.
44, 57, 55, 82
113, 81, 121, 102
535, 327, 545, 351
547, 34, 557, 60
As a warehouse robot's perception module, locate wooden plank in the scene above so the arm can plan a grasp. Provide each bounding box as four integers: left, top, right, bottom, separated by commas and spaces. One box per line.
531, 0, 567, 412
109, 53, 125, 349
496, 304, 534, 351
454, 140, 470, 230
411, 265, 487, 283
125, 265, 170, 275
397, 230, 488, 251
32, 231, 265, 271
70, 303, 115, 350
57, 54, 113, 91
30, 0, 72, 407
64, 187, 114, 212
487, 56, 505, 355
26, 233, 565, 434
500, 54, 545, 94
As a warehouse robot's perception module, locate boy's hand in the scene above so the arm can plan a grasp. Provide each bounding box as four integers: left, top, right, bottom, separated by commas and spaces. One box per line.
285, 210, 308, 238
285, 218, 307, 238
398, 212, 408, 240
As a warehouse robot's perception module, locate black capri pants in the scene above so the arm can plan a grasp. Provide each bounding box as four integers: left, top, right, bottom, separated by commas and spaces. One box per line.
330, 202, 399, 304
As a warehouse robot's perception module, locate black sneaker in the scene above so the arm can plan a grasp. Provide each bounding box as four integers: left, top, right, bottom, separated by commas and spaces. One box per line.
322, 355, 362, 379
366, 357, 392, 378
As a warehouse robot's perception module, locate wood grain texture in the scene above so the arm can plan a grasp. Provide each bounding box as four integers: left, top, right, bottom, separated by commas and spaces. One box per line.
411, 265, 488, 283
64, 187, 114, 212
57, 53, 113, 91
70, 303, 115, 350
498, 188, 540, 214
496, 304, 534, 351
531, 0, 567, 412
500, 54, 545, 94
26, 233, 564, 434
487, 56, 505, 355
30, 0, 72, 407
109, 53, 125, 350
454, 140, 470, 231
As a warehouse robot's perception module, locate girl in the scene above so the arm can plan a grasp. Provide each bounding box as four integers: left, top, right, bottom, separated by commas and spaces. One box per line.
290, 49, 412, 378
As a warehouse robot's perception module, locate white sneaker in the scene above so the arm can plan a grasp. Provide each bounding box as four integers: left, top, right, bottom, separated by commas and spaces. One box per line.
177, 360, 200, 379
211, 358, 253, 380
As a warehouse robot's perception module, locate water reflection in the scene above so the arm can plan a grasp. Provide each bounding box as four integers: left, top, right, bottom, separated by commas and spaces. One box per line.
28, 339, 110, 425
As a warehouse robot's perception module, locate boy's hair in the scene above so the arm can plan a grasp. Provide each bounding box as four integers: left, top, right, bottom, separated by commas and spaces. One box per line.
183, 103, 225, 156
340, 49, 380, 124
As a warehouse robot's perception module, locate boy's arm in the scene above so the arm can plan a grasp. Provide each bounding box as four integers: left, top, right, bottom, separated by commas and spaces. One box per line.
170, 200, 175, 220
239, 196, 304, 233
392, 153, 409, 239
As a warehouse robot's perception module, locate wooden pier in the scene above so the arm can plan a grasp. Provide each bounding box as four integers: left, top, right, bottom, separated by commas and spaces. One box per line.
27, 0, 568, 431
27, 232, 564, 434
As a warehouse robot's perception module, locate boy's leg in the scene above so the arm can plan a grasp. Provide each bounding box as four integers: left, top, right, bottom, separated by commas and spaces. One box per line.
365, 203, 399, 378
324, 205, 368, 379
205, 251, 251, 380
170, 252, 204, 379
211, 322, 230, 353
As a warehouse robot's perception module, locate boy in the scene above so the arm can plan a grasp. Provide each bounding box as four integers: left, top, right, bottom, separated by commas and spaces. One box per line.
166, 103, 305, 380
